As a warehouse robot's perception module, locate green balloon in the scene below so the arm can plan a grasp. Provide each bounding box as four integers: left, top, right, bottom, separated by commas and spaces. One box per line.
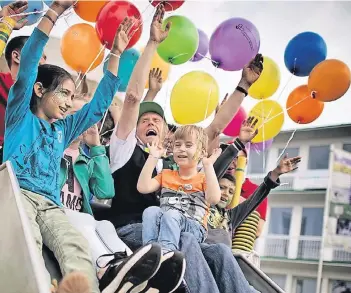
157, 15, 199, 65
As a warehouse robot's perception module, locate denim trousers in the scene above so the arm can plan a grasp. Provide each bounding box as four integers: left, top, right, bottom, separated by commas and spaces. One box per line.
117, 222, 259, 293
142, 206, 206, 251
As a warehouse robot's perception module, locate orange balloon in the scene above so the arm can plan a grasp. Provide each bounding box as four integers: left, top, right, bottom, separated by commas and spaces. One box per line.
61, 23, 104, 73
74, 0, 107, 22
287, 85, 324, 124
308, 59, 351, 102
140, 48, 171, 89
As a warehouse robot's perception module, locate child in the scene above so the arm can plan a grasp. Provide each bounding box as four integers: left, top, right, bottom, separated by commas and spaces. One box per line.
3, 2, 134, 292
137, 124, 223, 289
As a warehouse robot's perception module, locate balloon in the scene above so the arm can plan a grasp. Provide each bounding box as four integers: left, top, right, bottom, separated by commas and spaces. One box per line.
209, 18, 260, 71
157, 15, 199, 65
171, 71, 219, 124
284, 32, 327, 77
248, 57, 280, 99
223, 107, 247, 137
2, 1, 43, 25
74, 0, 107, 22
286, 85, 324, 124
61, 23, 104, 73
42, 0, 53, 6
141, 49, 170, 89
190, 29, 209, 62
308, 59, 351, 102
103, 48, 140, 92
248, 100, 284, 143
96, 1, 142, 50
249, 139, 273, 152
149, 0, 185, 11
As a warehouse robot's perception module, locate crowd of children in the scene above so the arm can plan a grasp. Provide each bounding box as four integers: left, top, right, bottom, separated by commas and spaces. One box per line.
0, 1, 302, 293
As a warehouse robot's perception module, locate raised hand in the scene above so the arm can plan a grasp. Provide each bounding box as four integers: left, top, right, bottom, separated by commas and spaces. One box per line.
150, 4, 171, 44
112, 17, 133, 55
147, 140, 164, 159
2, 1, 28, 29
149, 68, 163, 92
239, 116, 258, 143
83, 124, 100, 147
274, 154, 301, 175
240, 54, 264, 89
203, 148, 222, 166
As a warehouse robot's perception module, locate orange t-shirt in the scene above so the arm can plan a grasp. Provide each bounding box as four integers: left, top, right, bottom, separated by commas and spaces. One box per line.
154, 169, 209, 228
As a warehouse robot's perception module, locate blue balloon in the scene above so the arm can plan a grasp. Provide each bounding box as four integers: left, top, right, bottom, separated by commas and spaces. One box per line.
103, 48, 140, 92
284, 32, 327, 77
1, 1, 44, 26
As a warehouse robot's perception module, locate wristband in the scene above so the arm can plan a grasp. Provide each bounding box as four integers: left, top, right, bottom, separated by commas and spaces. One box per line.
149, 154, 160, 160
109, 52, 121, 59
236, 86, 248, 97
47, 7, 59, 18
43, 14, 55, 26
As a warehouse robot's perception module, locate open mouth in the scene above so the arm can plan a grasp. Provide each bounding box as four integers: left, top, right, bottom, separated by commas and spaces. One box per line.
177, 155, 188, 159
146, 129, 157, 137
59, 106, 67, 114
220, 196, 228, 202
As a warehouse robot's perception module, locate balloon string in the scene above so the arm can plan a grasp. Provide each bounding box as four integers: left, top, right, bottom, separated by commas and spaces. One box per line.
257, 94, 310, 130
99, 109, 109, 134
276, 127, 298, 163
75, 44, 106, 91
170, 53, 190, 63
275, 58, 296, 102
261, 100, 266, 172
203, 64, 219, 121
196, 53, 220, 65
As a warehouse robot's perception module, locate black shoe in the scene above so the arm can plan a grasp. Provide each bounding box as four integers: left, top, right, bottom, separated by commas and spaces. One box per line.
98, 243, 162, 293
141, 251, 186, 293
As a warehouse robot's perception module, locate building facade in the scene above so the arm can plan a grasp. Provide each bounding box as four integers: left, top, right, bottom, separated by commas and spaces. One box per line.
243, 124, 351, 293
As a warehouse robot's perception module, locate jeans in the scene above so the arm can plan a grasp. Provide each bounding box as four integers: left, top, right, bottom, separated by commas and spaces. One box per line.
142, 206, 206, 251
117, 223, 259, 293
22, 189, 99, 293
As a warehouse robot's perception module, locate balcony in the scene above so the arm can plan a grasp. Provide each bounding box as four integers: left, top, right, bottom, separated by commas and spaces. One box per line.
259, 235, 351, 263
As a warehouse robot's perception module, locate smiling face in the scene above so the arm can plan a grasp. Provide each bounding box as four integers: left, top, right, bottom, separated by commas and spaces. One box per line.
136, 112, 166, 145
217, 177, 236, 209
35, 79, 76, 120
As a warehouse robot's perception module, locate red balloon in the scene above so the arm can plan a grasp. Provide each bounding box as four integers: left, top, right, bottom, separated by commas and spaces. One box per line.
96, 1, 142, 50
149, 1, 185, 11
223, 106, 247, 136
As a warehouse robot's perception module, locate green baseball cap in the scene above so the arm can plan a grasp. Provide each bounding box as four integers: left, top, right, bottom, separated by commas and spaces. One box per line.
138, 101, 166, 122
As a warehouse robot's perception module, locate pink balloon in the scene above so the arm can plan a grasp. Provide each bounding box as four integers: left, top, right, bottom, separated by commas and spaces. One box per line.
223, 106, 247, 136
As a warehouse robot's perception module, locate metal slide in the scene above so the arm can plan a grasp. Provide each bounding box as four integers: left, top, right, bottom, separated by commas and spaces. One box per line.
0, 161, 50, 293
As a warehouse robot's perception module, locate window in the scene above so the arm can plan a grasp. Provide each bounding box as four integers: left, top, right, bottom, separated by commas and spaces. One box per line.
308, 145, 330, 170
300, 208, 324, 236
247, 148, 269, 174
268, 208, 292, 235
331, 280, 351, 293
296, 278, 317, 293
267, 274, 286, 290
343, 144, 351, 153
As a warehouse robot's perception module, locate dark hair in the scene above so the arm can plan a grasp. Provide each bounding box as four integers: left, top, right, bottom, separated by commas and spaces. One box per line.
221, 173, 236, 184
168, 124, 177, 133
30, 64, 74, 112
100, 110, 115, 144
5, 36, 29, 68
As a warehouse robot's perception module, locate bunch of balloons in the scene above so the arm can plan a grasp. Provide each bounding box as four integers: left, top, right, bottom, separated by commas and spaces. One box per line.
284, 31, 350, 125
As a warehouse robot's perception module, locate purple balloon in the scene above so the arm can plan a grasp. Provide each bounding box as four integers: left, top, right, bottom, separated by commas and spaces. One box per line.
190, 29, 209, 62
249, 139, 273, 152
209, 18, 260, 71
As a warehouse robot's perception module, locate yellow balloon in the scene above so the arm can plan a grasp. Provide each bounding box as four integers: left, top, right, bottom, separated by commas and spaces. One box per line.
140, 48, 171, 89
248, 56, 281, 99
171, 71, 219, 124
249, 100, 284, 143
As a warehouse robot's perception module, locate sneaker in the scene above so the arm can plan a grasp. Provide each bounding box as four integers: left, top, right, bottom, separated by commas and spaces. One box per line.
56, 272, 91, 293
99, 243, 162, 293
141, 251, 186, 293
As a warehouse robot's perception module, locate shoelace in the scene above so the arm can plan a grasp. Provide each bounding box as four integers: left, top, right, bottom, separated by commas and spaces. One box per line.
96, 250, 128, 269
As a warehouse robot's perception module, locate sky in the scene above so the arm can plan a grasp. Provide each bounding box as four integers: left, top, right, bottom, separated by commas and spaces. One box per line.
10, 0, 351, 131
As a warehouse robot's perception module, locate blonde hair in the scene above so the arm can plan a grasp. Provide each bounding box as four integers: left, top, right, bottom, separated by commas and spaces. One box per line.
174, 125, 208, 154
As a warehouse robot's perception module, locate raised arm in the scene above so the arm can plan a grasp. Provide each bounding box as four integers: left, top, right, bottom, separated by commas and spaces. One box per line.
229, 155, 301, 230
143, 68, 163, 102
213, 117, 258, 179
137, 141, 163, 194
205, 55, 263, 144
6, 1, 73, 127
116, 5, 170, 140
63, 18, 134, 146
203, 148, 222, 205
